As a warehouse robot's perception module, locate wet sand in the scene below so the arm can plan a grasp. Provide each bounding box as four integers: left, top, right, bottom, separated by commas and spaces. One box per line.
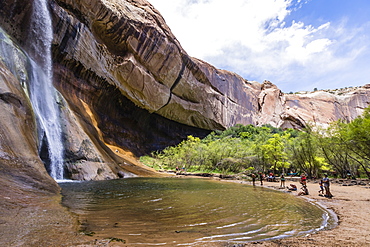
240, 178, 370, 247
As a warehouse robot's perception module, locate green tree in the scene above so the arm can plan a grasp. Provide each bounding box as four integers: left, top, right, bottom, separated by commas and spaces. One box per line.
252, 127, 273, 172
259, 133, 290, 174
318, 122, 356, 178
340, 107, 370, 178
288, 128, 322, 178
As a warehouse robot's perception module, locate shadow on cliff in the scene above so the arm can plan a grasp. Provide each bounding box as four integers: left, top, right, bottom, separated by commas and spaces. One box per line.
54, 62, 211, 158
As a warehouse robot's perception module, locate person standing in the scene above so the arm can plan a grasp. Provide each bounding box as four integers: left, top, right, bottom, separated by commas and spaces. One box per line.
280, 174, 286, 188
346, 170, 351, 179
251, 173, 256, 186
318, 180, 324, 195
300, 173, 307, 186
259, 173, 264, 186
322, 174, 333, 198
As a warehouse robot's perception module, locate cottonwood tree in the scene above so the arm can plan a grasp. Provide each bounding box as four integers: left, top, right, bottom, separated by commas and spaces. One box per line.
288, 128, 324, 178
318, 122, 356, 178
259, 133, 290, 174
341, 107, 370, 178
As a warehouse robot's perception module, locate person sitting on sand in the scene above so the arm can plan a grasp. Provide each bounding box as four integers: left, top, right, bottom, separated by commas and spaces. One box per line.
298, 185, 309, 196
267, 172, 274, 182
287, 184, 297, 191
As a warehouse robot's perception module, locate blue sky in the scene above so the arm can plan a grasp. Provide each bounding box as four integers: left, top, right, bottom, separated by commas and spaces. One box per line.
149, 0, 370, 92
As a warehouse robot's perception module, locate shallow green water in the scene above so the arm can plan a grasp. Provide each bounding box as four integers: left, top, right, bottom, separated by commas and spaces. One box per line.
60, 177, 331, 246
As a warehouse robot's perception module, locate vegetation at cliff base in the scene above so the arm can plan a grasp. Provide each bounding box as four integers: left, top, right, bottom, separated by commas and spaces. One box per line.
141, 107, 370, 179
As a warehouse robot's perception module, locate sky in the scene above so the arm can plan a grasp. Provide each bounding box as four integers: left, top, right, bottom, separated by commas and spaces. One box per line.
149, 0, 370, 92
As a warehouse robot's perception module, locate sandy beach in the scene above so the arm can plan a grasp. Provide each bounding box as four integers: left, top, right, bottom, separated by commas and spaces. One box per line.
240, 178, 370, 247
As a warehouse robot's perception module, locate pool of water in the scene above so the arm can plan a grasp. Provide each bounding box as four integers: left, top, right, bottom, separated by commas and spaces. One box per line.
60, 177, 332, 246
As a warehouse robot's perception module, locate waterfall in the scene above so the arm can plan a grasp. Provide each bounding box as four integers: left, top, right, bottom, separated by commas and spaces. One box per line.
27, 0, 65, 180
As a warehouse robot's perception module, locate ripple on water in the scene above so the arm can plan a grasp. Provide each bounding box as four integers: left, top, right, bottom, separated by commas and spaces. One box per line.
60, 177, 334, 246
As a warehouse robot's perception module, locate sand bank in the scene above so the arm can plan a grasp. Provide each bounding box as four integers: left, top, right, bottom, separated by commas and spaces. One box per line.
241, 179, 370, 247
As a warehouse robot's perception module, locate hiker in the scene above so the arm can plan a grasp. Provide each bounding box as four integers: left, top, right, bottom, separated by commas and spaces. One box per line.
318, 180, 324, 195
280, 174, 286, 188
251, 173, 256, 186
322, 174, 333, 198
300, 173, 307, 186
259, 173, 264, 186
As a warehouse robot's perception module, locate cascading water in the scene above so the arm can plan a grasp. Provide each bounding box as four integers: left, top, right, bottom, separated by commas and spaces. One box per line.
27, 0, 65, 180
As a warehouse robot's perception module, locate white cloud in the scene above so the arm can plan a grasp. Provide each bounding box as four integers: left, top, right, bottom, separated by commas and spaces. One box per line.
152, 0, 292, 57
150, 0, 370, 92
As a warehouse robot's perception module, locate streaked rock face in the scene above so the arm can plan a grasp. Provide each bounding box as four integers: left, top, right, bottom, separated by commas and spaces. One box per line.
282, 86, 370, 129
49, 0, 370, 132
256, 82, 370, 129
50, 0, 260, 131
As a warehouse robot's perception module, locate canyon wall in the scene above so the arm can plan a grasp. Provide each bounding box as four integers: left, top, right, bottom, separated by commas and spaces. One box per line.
49, 0, 370, 132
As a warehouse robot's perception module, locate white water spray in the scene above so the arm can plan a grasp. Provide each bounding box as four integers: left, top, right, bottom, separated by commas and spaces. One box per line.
28, 0, 65, 180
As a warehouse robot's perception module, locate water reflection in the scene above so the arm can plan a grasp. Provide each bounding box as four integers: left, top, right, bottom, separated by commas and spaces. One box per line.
60, 177, 330, 246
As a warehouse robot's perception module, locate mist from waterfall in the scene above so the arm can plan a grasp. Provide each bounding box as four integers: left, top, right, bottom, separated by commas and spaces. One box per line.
27, 0, 65, 180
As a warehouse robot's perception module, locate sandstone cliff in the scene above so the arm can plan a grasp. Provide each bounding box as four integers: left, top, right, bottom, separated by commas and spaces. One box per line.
258, 81, 370, 129
48, 0, 370, 131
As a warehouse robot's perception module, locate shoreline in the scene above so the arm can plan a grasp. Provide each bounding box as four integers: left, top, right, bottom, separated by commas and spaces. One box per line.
156, 173, 370, 246
228, 177, 370, 247
112, 173, 370, 246
2, 175, 369, 246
